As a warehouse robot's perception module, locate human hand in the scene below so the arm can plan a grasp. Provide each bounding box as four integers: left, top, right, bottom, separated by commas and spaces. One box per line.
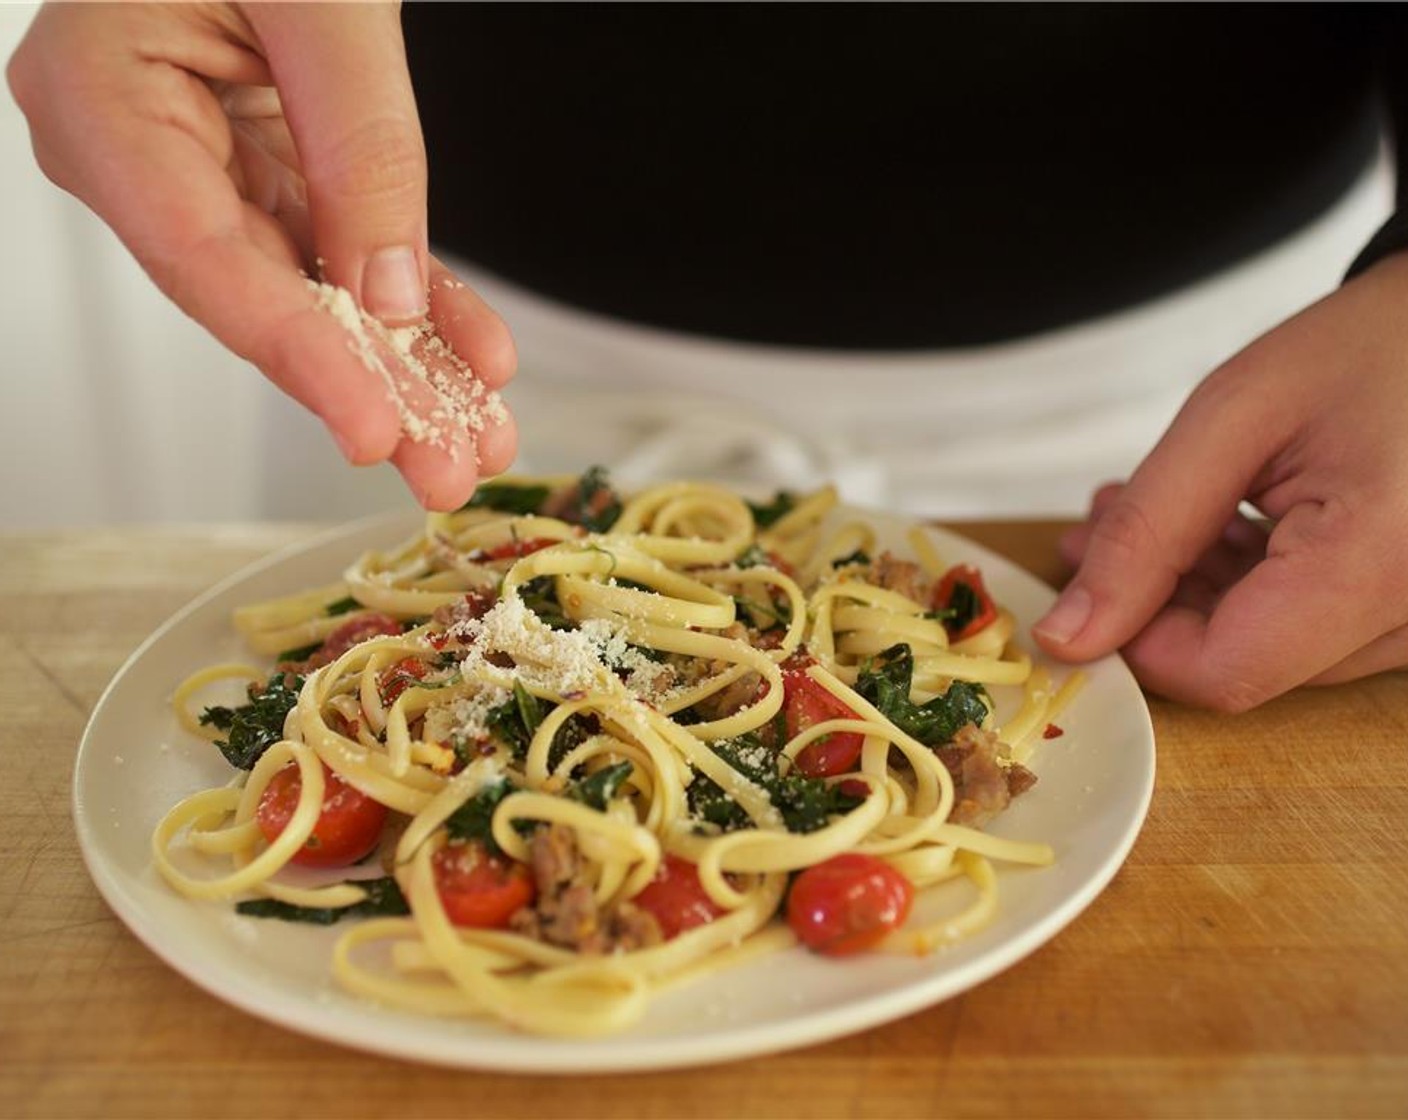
1032, 252, 1408, 710
7, 2, 516, 510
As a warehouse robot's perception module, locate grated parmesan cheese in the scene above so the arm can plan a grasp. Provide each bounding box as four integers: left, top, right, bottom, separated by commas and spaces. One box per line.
422, 684, 513, 747
453, 596, 613, 699
309, 280, 507, 458
449, 596, 679, 708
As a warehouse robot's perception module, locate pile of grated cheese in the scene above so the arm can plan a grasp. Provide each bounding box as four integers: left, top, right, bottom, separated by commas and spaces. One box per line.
438, 594, 684, 747
310, 280, 507, 459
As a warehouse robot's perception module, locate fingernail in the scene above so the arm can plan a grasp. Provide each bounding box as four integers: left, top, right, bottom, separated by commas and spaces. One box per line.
362, 245, 427, 322
1034, 585, 1093, 645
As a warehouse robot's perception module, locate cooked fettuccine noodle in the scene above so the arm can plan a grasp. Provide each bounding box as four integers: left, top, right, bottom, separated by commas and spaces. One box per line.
154, 471, 1081, 1037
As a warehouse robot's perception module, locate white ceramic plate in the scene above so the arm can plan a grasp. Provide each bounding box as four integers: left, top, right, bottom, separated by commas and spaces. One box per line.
73, 506, 1155, 1073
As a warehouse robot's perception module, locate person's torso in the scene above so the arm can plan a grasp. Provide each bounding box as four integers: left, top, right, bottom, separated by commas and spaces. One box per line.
405, 3, 1386, 348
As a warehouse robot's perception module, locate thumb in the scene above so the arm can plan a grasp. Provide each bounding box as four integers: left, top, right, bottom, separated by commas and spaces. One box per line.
248, 3, 428, 323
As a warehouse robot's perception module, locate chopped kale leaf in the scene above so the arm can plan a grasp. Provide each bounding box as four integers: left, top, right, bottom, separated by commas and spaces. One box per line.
687, 733, 862, 834
544, 712, 597, 772
235, 875, 409, 925
461, 481, 552, 515
275, 640, 322, 664
948, 580, 987, 632
671, 705, 705, 727
625, 641, 667, 664
324, 595, 361, 616
854, 643, 990, 746
734, 593, 792, 631
567, 760, 634, 811
484, 681, 543, 758
570, 465, 623, 532
771, 773, 864, 834
519, 576, 571, 629
443, 778, 540, 851
443, 779, 513, 850
747, 491, 797, 529
928, 580, 983, 632
482, 682, 594, 767
831, 549, 871, 568
199, 671, 304, 770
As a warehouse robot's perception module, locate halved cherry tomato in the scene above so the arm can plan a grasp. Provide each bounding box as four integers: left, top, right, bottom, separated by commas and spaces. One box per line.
326, 709, 361, 740
427, 592, 496, 648
932, 564, 998, 642
377, 656, 430, 705
317, 612, 404, 663
256, 762, 388, 869
478, 537, 558, 562
765, 550, 798, 581
631, 854, 726, 939
432, 840, 537, 928
786, 853, 915, 955
782, 653, 865, 778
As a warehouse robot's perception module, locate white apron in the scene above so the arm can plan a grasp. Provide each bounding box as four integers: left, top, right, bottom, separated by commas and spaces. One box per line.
450, 150, 1392, 518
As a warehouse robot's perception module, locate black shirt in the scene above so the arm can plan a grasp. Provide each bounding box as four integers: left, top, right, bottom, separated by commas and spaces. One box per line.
404, 3, 1397, 349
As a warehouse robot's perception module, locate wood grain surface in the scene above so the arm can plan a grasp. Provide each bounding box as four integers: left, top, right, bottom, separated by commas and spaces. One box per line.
2, 520, 1404, 1120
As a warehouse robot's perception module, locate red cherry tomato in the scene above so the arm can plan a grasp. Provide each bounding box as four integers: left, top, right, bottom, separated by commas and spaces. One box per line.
782, 655, 865, 777
786, 853, 915, 955
377, 656, 430, 705
631, 855, 726, 939
479, 537, 558, 562
932, 564, 998, 642
317, 612, 404, 662
765, 550, 798, 581
432, 840, 537, 928
256, 762, 388, 869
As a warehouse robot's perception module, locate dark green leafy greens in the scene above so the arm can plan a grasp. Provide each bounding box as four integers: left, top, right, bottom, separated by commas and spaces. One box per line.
734, 543, 773, 569
275, 640, 322, 664
831, 549, 871, 568
854, 644, 989, 746
461, 480, 551, 515
235, 875, 408, 925
728, 548, 794, 630
199, 671, 304, 770
733, 593, 791, 631
478, 681, 595, 768
927, 579, 984, 632
443, 779, 514, 851
687, 734, 861, 834
747, 491, 797, 529
567, 466, 623, 532
567, 760, 634, 811
483, 681, 543, 758
438, 760, 630, 855
519, 576, 571, 629
324, 595, 361, 617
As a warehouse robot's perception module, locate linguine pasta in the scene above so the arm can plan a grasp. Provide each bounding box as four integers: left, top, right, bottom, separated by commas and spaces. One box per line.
152, 472, 1081, 1038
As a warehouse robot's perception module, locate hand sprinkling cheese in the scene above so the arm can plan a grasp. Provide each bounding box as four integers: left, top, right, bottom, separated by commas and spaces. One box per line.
8, 4, 519, 514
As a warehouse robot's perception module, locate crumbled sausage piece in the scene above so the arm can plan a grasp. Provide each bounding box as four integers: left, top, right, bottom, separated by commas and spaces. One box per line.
510, 823, 662, 953
936, 723, 1036, 826
869, 552, 933, 605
